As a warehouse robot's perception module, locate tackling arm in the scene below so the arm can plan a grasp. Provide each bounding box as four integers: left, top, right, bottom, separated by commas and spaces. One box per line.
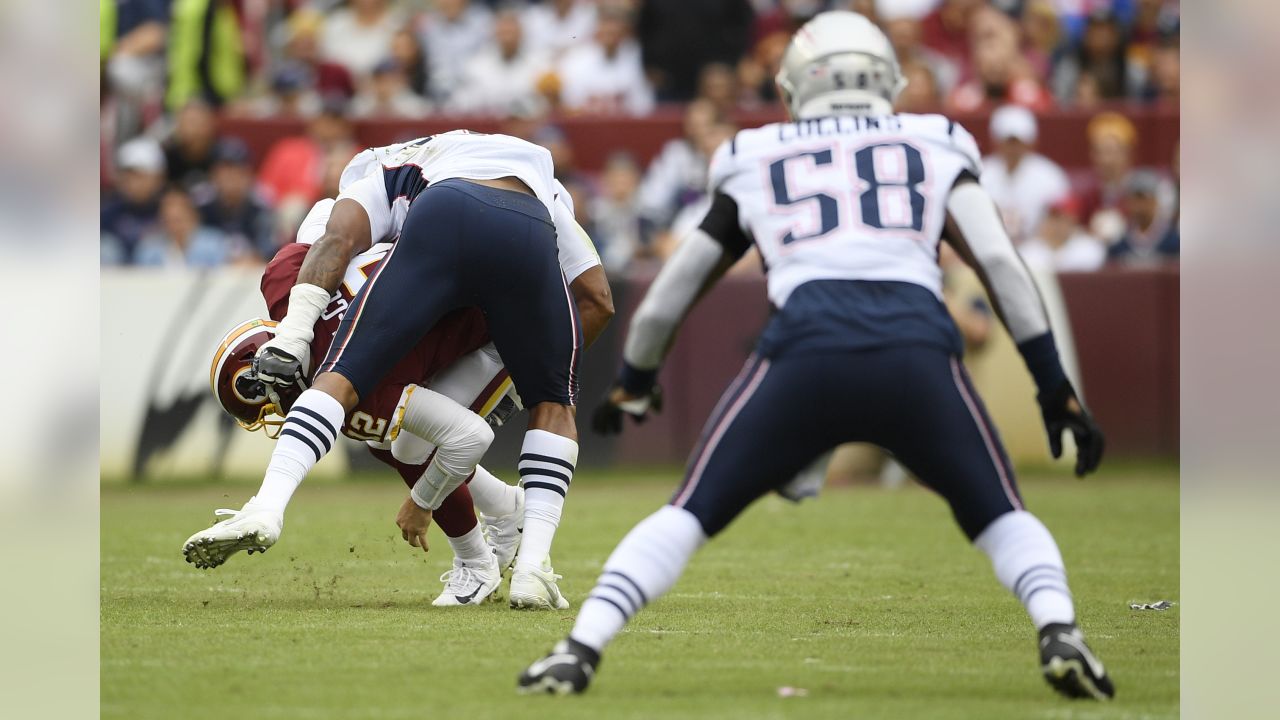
570, 265, 615, 349
256, 180, 386, 395
943, 176, 1104, 475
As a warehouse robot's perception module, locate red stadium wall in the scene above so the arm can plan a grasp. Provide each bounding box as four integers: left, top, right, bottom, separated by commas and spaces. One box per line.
600, 267, 1179, 465
218, 105, 1179, 173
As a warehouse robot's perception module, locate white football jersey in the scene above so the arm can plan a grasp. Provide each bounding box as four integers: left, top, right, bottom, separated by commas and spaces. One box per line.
327, 132, 600, 284
710, 113, 982, 307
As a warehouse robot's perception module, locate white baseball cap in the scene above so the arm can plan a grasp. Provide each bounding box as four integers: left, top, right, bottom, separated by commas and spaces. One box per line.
989, 104, 1038, 144
117, 137, 166, 173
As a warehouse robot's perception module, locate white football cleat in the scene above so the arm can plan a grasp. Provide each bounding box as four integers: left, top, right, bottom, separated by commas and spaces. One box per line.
182, 498, 282, 570
481, 486, 524, 572
509, 561, 570, 610
432, 554, 503, 607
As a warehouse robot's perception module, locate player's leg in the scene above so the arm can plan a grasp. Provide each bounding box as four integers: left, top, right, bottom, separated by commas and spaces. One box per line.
368, 446, 502, 606
520, 352, 842, 693
438, 179, 584, 609
878, 349, 1114, 700
184, 187, 466, 569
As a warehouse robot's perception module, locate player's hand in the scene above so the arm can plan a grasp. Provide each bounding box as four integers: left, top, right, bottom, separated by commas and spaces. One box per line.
1038, 380, 1105, 477
591, 384, 663, 435
396, 496, 433, 553
253, 340, 309, 411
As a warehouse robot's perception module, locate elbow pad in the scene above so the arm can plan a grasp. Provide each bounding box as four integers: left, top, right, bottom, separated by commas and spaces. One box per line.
395, 386, 494, 510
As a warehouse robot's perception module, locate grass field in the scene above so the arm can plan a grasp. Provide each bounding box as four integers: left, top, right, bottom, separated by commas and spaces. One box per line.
102, 467, 1178, 719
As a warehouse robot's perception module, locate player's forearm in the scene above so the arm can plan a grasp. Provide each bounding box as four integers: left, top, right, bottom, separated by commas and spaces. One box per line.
945, 182, 1066, 395
620, 230, 731, 392
570, 266, 615, 349
296, 231, 361, 293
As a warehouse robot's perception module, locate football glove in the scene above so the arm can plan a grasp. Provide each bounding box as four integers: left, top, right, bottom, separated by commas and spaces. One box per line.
591, 384, 663, 435
1038, 380, 1105, 477
252, 344, 309, 412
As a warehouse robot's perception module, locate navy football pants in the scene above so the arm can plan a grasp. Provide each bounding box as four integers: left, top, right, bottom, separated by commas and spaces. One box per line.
320, 179, 582, 407
672, 345, 1024, 540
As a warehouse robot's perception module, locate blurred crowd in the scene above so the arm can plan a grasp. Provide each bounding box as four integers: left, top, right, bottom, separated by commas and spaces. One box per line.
101, 0, 1179, 270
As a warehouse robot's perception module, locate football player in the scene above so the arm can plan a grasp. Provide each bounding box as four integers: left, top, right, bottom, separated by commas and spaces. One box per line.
521, 12, 1113, 700
186, 131, 613, 611
202, 311, 518, 607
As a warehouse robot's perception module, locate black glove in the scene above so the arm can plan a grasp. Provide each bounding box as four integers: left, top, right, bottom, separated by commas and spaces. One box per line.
252, 346, 309, 412
591, 384, 663, 435
1038, 380, 1105, 477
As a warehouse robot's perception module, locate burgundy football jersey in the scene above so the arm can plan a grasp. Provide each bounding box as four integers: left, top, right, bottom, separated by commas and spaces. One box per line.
261, 242, 490, 442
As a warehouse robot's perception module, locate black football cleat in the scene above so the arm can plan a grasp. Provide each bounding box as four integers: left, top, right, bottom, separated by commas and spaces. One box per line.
1039, 623, 1116, 700
517, 638, 600, 695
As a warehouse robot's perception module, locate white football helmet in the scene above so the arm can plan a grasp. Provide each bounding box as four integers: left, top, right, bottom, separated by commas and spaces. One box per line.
775, 11, 907, 119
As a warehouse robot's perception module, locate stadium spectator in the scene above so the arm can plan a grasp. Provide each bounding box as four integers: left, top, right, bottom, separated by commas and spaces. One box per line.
1077, 111, 1137, 224
133, 187, 238, 268
555, 5, 654, 115
980, 105, 1071, 244
652, 120, 737, 260
419, 0, 494, 103
163, 100, 221, 191
195, 138, 276, 259
164, 0, 246, 110
320, 0, 406, 83
1020, 0, 1066, 83
920, 0, 981, 74
448, 7, 553, 116
896, 61, 942, 112
883, 12, 959, 98
737, 30, 789, 105
637, 0, 754, 102
241, 62, 322, 119
695, 63, 741, 117
99, 0, 168, 116
1141, 30, 1179, 106
1050, 9, 1133, 103
101, 137, 167, 265
947, 6, 1054, 112
389, 28, 430, 98
635, 100, 720, 238
751, 0, 820, 50
1126, 0, 1180, 90
351, 59, 433, 118
521, 0, 598, 60
256, 100, 354, 219
1107, 170, 1179, 264
589, 153, 645, 272
1019, 194, 1106, 272
280, 9, 356, 103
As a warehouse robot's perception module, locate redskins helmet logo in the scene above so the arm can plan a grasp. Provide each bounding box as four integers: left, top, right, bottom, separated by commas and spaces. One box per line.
210, 318, 288, 439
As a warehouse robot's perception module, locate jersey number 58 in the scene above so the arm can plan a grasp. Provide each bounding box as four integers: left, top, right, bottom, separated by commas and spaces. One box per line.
768, 142, 926, 243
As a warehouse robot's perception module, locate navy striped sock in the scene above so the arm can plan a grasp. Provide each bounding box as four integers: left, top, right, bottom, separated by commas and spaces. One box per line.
513, 430, 578, 573
255, 389, 344, 514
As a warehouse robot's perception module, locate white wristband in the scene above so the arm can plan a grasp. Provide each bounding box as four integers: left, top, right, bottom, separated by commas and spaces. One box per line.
276, 283, 331, 346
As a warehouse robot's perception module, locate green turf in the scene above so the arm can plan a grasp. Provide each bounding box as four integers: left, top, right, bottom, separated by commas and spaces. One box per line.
101, 469, 1178, 719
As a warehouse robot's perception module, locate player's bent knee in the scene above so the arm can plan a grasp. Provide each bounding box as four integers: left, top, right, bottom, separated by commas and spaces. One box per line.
311, 372, 360, 412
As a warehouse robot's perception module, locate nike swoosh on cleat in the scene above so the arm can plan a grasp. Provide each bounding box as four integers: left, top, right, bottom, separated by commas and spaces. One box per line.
454, 585, 484, 604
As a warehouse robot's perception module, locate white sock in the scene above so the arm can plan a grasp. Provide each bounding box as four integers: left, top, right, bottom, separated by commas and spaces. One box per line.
974, 510, 1076, 629
447, 525, 492, 566
513, 429, 577, 573
570, 506, 707, 652
253, 389, 344, 515
468, 465, 519, 518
